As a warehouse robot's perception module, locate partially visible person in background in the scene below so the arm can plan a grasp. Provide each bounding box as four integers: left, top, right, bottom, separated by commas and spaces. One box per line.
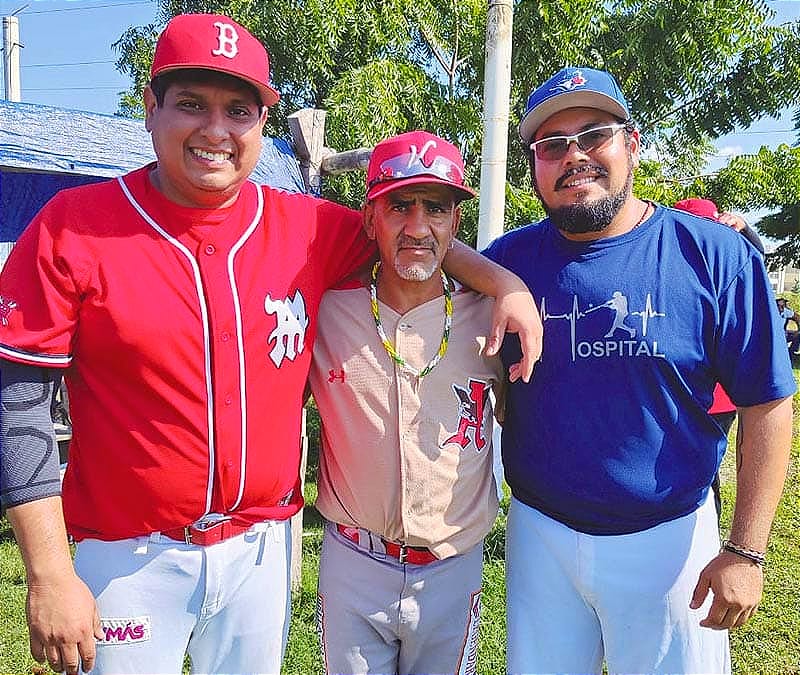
672, 198, 764, 517
673, 198, 764, 256
776, 297, 794, 322
776, 297, 800, 353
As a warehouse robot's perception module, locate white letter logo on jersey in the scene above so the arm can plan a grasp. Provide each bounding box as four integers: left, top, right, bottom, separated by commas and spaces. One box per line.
212, 21, 239, 59
541, 291, 666, 362
264, 291, 309, 367
443, 378, 491, 451
0, 295, 18, 326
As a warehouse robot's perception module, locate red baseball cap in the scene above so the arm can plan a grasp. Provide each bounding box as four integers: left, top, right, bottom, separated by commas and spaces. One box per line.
366, 131, 476, 202
151, 13, 280, 107
673, 198, 720, 220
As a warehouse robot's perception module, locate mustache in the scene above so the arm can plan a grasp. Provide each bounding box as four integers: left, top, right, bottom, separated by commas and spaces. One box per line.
397, 235, 437, 249
555, 164, 608, 190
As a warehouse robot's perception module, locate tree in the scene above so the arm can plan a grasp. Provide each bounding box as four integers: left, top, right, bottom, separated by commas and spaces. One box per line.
114, 0, 800, 248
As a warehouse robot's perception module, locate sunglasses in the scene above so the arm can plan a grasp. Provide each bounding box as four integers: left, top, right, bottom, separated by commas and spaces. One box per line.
368, 151, 464, 189
530, 123, 630, 161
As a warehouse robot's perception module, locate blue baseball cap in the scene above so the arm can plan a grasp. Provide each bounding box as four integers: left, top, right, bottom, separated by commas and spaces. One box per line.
519, 67, 630, 143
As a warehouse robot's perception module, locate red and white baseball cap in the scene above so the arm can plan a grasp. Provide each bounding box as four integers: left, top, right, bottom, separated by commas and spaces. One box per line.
151, 13, 280, 107
673, 197, 720, 220
366, 130, 476, 202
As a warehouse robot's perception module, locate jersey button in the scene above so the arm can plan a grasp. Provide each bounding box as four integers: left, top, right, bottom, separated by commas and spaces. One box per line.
204, 244, 216, 255
221, 332, 231, 342
224, 396, 233, 405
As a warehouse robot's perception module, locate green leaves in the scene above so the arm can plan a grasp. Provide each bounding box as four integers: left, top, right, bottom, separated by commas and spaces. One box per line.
114, 0, 800, 257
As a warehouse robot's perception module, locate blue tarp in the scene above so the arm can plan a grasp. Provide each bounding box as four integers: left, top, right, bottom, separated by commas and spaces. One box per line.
0, 99, 305, 243
0, 172, 106, 243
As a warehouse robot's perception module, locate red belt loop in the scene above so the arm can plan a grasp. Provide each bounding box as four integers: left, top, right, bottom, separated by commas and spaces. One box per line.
335, 523, 438, 565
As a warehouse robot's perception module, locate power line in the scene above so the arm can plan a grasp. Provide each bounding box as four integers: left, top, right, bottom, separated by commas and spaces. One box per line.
24, 60, 115, 68
26, 86, 127, 91
730, 129, 795, 135
21, 1, 151, 15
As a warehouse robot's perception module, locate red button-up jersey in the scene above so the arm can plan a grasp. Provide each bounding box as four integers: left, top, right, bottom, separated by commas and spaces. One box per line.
0, 166, 372, 541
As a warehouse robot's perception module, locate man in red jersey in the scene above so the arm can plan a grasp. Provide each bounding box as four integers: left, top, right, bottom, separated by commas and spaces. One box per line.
0, 13, 540, 675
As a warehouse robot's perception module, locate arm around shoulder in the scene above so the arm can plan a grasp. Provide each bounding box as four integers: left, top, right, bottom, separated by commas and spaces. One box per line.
443, 240, 542, 381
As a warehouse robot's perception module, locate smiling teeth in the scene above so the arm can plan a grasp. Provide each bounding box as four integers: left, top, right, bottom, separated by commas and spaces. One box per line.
567, 176, 595, 186
193, 149, 230, 161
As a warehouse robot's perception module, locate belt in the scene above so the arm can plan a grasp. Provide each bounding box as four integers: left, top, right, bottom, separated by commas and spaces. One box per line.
336, 523, 438, 565
162, 517, 252, 546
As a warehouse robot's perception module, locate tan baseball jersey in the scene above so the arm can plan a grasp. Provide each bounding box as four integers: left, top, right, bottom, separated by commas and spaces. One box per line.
309, 283, 505, 560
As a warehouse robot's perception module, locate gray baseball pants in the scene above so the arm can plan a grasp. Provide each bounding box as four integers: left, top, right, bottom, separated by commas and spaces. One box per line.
317, 521, 483, 675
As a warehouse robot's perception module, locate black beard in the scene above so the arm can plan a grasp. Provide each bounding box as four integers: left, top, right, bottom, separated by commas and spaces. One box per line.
547, 188, 628, 234
542, 163, 634, 235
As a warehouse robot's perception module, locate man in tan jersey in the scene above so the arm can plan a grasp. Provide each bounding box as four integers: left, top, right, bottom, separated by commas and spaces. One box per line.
308, 130, 505, 675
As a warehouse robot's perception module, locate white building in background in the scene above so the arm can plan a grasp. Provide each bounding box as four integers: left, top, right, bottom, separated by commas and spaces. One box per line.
762, 239, 800, 294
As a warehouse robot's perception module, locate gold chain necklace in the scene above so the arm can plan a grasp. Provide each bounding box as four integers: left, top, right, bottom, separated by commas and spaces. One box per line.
369, 261, 452, 378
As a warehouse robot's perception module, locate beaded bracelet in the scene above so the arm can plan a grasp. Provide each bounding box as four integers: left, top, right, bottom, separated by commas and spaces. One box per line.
721, 539, 766, 567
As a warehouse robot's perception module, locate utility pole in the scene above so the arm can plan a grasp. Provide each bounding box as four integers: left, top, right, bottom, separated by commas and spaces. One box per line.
477, 0, 513, 250
2, 14, 22, 101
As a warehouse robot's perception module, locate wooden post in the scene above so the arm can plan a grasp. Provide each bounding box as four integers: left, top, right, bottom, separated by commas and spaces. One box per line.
287, 108, 328, 195
290, 407, 308, 592
286, 110, 374, 593
319, 147, 373, 175
287, 110, 329, 591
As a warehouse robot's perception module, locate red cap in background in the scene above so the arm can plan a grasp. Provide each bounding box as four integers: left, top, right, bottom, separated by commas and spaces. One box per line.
673, 197, 720, 220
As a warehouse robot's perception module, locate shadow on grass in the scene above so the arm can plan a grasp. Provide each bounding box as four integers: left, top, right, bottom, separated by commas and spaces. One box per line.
303, 503, 324, 530
0, 516, 17, 543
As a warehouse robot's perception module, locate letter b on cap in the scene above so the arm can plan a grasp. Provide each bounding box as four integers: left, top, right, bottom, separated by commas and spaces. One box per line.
212, 21, 239, 59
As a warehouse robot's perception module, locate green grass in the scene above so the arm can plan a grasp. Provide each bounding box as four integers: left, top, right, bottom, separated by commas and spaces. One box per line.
3, 390, 800, 674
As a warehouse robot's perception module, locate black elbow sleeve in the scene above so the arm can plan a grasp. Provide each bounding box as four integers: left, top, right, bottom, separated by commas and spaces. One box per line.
0, 362, 63, 509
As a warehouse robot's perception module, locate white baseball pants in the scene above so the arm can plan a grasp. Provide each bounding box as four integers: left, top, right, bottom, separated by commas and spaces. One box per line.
73, 519, 291, 674
505, 494, 730, 674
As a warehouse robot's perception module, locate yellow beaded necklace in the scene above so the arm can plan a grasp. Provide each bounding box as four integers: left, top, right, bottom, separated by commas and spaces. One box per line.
369, 261, 452, 378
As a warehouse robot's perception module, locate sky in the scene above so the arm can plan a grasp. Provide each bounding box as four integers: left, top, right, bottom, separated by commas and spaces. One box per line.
1, 0, 800, 166
0, 0, 157, 115
710, 1, 800, 166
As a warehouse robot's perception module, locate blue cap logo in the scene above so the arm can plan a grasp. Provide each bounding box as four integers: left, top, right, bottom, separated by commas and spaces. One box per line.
553, 70, 588, 92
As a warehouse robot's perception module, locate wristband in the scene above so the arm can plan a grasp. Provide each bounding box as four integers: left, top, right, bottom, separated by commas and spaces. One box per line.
721, 539, 766, 567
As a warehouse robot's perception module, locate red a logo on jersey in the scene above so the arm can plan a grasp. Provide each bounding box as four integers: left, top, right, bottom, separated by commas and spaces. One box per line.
328, 368, 346, 383
443, 378, 491, 451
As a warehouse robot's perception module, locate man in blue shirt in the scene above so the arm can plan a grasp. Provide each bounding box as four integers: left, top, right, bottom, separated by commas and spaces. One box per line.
485, 66, 795, 674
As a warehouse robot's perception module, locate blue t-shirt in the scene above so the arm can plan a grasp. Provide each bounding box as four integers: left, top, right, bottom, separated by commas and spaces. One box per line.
484, 204, 796, 535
